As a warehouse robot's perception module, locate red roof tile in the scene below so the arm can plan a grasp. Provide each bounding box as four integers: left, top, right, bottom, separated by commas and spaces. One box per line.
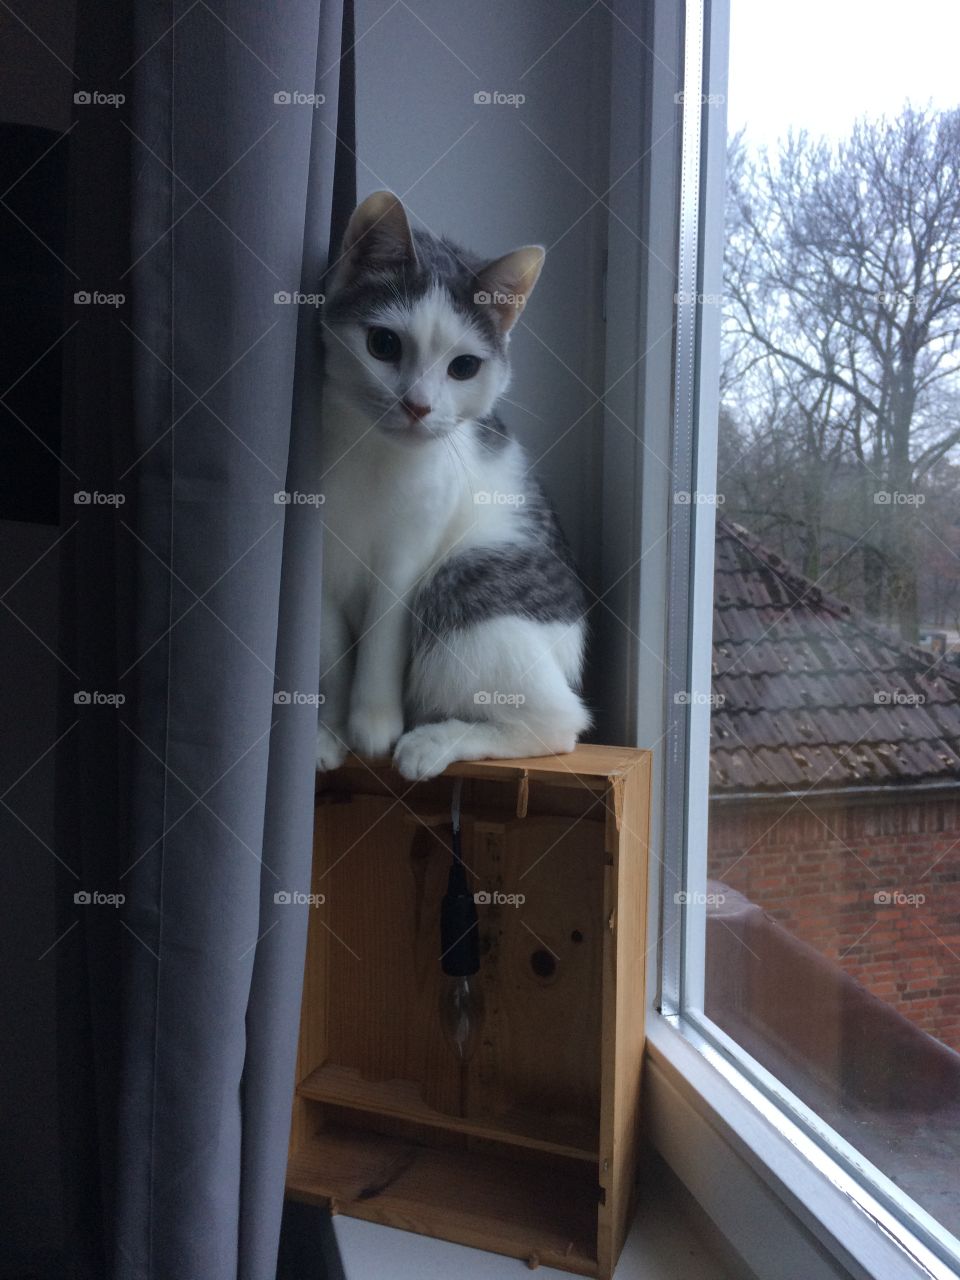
711, 521, 960, 794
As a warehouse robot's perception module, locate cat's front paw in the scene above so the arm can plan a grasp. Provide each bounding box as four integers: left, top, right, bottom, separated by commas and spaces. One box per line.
393, 723, 462, 781
347, 704, 404, 758
316, 723, 348, 772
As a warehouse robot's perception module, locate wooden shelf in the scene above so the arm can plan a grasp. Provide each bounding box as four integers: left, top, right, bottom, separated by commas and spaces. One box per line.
291, 748, 652, 1276
287, 1122, 599, 1276
298, 1062, 599, 1162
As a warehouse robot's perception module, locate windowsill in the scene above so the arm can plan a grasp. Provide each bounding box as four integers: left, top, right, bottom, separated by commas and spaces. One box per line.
329, 1143, 744, 1279
645, 1012, 957, 1280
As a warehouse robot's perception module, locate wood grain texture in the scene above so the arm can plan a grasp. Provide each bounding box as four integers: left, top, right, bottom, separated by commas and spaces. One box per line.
287, 1123, 599, 1275
298, 1062, 598, 1160
290, 748, 652, 1278
597, 753, 651, 1274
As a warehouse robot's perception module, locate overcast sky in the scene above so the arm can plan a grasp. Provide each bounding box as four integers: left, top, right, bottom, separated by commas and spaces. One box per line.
725, 0, 960, 151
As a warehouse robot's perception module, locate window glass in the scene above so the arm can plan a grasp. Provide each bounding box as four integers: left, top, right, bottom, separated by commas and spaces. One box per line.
702, 0, 960, 1239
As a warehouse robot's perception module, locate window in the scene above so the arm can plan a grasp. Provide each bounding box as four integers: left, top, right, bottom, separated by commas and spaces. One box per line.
657, 0, 960, 1273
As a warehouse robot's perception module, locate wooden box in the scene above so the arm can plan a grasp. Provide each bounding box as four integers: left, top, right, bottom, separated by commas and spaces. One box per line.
286, 745, 651, 1276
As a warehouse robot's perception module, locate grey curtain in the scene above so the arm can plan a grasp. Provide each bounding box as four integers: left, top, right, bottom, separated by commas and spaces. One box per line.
57, 2, 355, 1276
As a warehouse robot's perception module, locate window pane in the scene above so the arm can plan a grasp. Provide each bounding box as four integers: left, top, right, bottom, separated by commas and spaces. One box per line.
702, 0, 960, 1240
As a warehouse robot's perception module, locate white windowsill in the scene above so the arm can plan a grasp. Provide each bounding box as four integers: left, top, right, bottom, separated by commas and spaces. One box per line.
645, 1012, 957, 1280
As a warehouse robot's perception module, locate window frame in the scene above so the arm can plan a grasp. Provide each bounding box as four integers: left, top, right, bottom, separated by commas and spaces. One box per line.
613, 1, 960, 1276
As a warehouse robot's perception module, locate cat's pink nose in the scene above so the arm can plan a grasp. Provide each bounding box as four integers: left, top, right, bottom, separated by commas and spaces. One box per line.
402, 398, 431, 422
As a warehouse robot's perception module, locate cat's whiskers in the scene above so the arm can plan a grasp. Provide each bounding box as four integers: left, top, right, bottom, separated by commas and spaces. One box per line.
498, 394, 548, 425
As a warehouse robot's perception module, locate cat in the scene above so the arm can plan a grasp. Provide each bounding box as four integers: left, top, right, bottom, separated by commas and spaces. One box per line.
315, 190, 589, 781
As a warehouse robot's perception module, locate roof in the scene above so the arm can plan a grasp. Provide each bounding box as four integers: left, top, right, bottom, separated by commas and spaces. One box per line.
710, 520, 960, 795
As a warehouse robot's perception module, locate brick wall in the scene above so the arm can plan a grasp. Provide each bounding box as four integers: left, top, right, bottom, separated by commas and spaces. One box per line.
708, 794, 960, 1052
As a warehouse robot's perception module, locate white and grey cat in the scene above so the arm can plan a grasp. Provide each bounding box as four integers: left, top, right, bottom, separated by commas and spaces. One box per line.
315, 190, 589, 781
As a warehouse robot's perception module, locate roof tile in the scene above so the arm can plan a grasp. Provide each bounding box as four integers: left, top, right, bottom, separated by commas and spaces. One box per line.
711, 521, 960, 794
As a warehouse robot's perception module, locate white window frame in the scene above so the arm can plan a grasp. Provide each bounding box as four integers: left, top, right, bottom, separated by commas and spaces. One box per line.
602, 2, 960, 1277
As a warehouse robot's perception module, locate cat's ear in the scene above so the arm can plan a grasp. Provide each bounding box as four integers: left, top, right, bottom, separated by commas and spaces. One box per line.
475, 246, 545, 332
340, 190, 417, 271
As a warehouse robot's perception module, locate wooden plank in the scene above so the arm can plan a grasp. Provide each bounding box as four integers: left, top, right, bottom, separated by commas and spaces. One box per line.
286, 1124, 599, 1276
476, 815, 605, 1134
298, 1062, 598, 1161
319, 744, 649, 789
597, 755, 651, 1276
318, 772, 614, 825
317, 797, 463, 1116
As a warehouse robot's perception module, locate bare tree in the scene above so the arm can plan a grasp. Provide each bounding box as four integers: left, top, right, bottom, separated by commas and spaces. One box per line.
723, 108, 960, 639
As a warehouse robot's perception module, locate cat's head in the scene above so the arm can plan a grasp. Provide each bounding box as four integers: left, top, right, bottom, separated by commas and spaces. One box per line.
322, 191, 544, 444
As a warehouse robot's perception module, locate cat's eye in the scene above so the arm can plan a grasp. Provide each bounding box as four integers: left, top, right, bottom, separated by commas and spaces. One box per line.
447, 354, 482, 381
367, 327, 401, 362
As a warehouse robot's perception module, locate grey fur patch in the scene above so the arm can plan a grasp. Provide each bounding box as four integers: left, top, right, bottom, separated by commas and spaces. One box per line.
474, 412, 511, 453
412, 487, 587, 655
325, 228, 506, 353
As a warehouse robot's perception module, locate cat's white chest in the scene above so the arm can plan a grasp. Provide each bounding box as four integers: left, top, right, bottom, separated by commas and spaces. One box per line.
320, 434, 464, 616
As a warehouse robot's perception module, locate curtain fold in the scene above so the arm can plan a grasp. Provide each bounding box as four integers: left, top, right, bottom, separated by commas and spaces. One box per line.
57, 3, 353, 1276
